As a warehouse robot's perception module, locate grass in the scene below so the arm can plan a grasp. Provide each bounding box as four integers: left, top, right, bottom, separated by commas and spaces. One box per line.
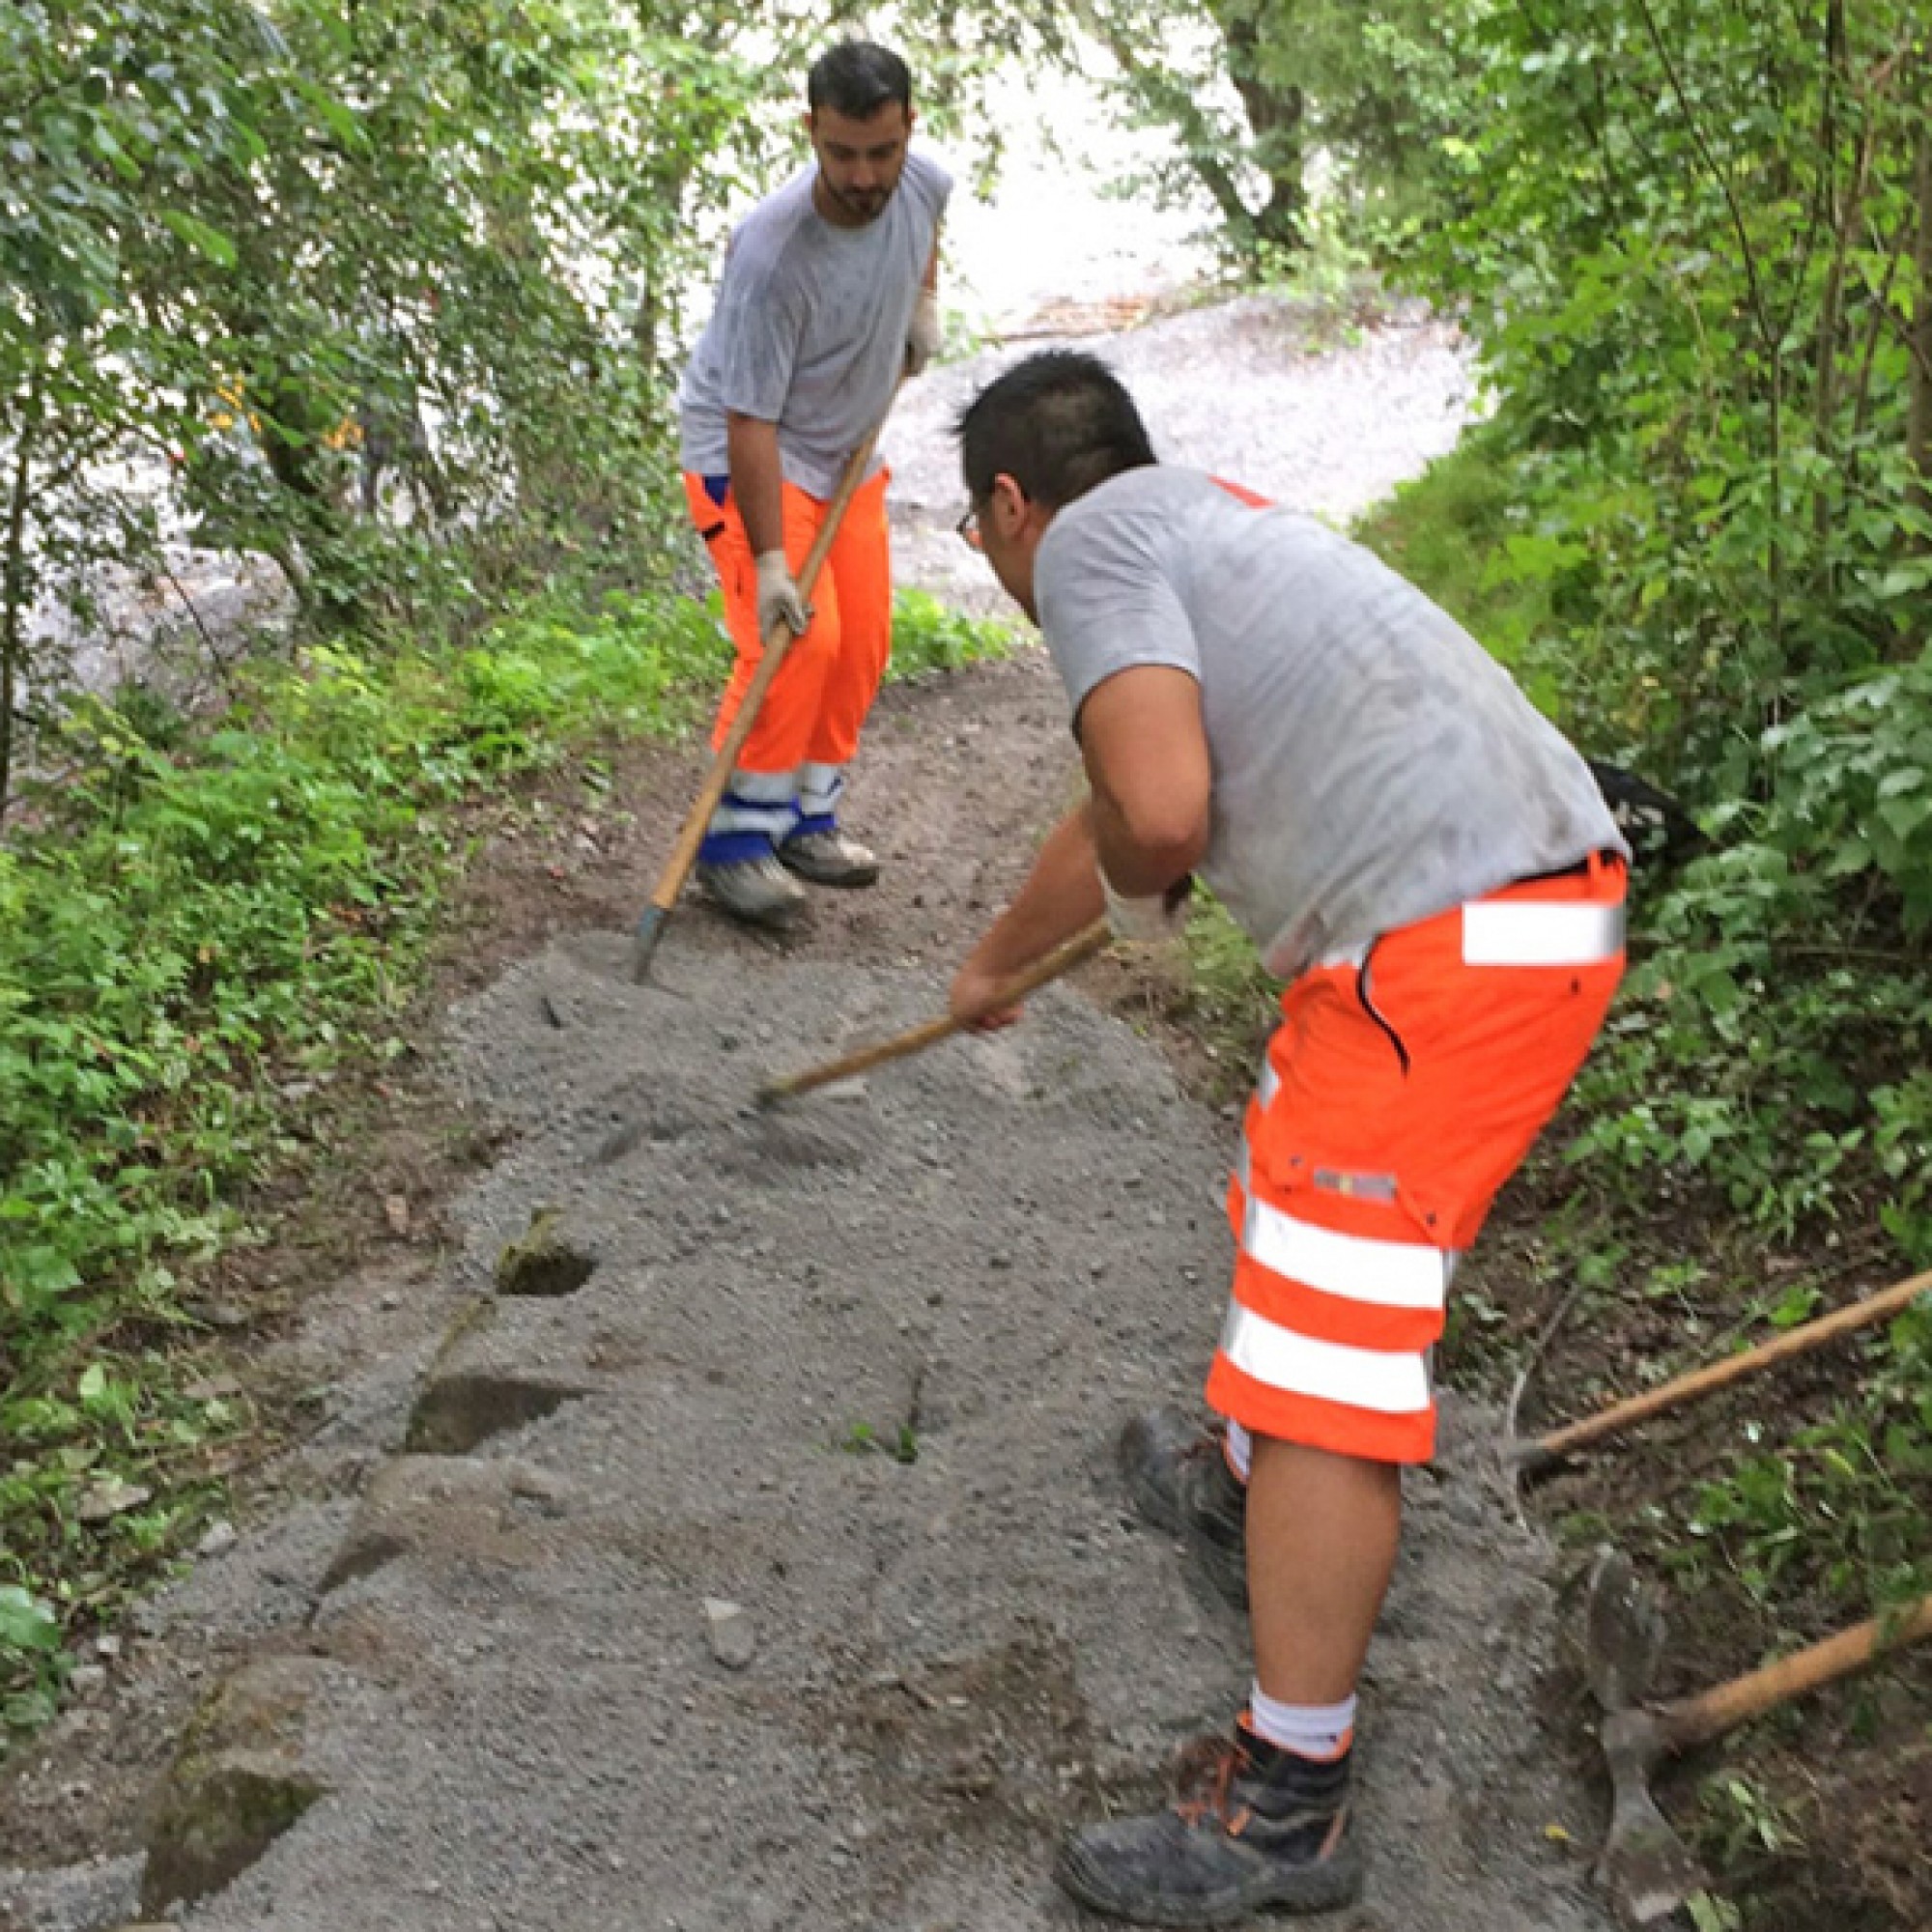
0, 584, 723, 1741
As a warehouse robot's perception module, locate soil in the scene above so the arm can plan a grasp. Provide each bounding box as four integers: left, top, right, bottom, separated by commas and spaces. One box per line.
0, 293, 1916, 1932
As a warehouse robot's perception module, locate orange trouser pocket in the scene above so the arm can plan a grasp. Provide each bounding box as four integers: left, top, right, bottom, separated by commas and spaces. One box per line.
1207, 857, 1627, 1463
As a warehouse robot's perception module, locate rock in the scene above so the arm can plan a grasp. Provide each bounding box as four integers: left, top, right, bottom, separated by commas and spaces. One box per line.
196, 1520, 239, 1559
70, 1662, 109, 1697
321, 1456, 566, 1592
141, 1657, 331, 1917
77, 1477, 152, 1522
404, 1371, 591, 1457
493, 1208, 597, 1298
383, 1193, 411, 1236
703, 1598, 756, 1669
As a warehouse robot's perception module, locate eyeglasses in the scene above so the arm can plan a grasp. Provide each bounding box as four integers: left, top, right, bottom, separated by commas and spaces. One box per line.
954, 504, 984, 553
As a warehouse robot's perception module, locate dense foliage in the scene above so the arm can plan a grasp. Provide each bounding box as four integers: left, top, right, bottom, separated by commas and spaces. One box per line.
0, 0, 771, 809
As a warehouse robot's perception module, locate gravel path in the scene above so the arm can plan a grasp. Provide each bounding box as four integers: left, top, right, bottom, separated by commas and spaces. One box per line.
884, 295, 1478, 615
1, 300, 1628, 1932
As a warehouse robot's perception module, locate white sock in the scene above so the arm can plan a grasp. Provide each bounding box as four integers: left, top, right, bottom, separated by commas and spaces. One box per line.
1224, 1419, 1254, 1483
1246, 1683, 1357, 1761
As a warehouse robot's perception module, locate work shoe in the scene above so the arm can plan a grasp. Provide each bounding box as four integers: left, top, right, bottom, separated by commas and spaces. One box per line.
696, 851, 808, 929
1119, 1407, 1248, 1610
777, 827, 879, 889
1056, 1725, 1362, 1925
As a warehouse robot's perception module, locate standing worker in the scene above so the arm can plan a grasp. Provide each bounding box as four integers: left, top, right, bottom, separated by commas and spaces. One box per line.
675, 40, 950, 929
948, 350, 1629, 1923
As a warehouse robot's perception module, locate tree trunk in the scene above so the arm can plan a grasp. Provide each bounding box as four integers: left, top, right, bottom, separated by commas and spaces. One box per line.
1220, 5, 1306, 255
1910, 86, 1932, 580
0, 380, 41, 824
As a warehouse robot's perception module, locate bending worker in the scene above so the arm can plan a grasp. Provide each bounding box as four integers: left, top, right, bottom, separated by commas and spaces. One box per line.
675, 39, 950, 929
949, 350, 1629, 1923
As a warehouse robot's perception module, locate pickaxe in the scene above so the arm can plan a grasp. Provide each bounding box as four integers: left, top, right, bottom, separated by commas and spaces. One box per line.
1583, 1545, 1932, 1926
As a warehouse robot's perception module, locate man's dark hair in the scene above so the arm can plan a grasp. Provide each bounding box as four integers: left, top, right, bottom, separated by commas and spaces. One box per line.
955, 351, 1157, 509
808, 41, 912, 118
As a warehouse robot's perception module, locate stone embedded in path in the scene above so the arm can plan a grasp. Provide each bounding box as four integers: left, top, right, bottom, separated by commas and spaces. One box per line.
704, 1598, 756, 1669
494, 1207, 598, 1297
321, 1454, 577, 1593
140, 1657, 330, 1918
404, 1370, 591, 1455
403, 1286, 601, 1454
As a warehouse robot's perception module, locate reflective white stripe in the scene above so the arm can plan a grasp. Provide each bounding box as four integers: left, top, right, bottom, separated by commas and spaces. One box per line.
797, 761, 846, 818
1242, 1195, 1450, 1310
1219, 1301, 1432, 1414
708, 798, 797, 837
1462, 900, 1625, 967
726, 766, 800, 804
1257, 1063, 1280, 1110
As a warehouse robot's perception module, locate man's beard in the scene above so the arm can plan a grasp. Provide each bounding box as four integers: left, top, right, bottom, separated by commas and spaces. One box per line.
830, 182, 890, 222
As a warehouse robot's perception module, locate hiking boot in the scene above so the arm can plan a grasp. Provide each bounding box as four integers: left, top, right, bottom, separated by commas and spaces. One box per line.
1119, 1407, 1248, 1610
1056, 1726, 1362, 1926
777, 827, 879, 889
696, 851, 808, 929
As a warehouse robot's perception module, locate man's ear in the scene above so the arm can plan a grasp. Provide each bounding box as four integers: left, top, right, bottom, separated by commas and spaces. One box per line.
989, 472, 1029, 533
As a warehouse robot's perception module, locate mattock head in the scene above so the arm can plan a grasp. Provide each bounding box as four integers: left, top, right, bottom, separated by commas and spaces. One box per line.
1585, 1544, 1667, 1714
1584, 1549, 1708, 1926
1597, 1709, 1709, 1927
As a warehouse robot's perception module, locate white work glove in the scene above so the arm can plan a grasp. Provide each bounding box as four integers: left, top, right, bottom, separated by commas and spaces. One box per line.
753, 550, 810, 639
1101, 870, 1193, 946
905, 288, 942, 377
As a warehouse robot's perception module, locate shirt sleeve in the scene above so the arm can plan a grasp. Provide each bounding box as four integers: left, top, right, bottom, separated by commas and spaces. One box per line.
1037, 497, 1202, 725
708, 241, 808, 423
907, 148, 953, 227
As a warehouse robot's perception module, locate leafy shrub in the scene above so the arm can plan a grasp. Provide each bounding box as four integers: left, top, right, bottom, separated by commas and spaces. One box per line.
888, 589, 1018, 680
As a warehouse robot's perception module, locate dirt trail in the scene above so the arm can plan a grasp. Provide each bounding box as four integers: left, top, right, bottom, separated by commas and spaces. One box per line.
0, 299, 1624, 1932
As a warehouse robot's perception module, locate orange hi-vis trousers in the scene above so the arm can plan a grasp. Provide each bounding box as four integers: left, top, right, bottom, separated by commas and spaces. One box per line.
1208, 853, 1628, 1464
684, 469, 894, 863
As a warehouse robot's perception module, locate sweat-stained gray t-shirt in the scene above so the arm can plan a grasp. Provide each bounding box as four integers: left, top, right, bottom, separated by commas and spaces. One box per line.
677, 149, 952, 499
1035, 467, 1626, 979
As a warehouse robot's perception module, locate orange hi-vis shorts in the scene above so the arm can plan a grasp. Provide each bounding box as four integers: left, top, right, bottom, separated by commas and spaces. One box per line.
1207, 853, 1628, 1464
684, 468, 895, 788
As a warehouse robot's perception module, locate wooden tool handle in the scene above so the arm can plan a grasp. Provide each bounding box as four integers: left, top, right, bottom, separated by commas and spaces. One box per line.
1662, 1591, 1932, 1751
758, 919, 1112, 1105
1535, 1266, 1932, 1463
642, 415, 890, 923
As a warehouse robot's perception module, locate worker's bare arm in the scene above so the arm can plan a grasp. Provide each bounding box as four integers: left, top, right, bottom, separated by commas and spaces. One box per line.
1076, 665, 1212, 895
724, 412, 786, 559
949, 806, 1104, 1029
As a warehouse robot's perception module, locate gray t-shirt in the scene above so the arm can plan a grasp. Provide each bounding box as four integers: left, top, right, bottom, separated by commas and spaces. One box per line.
1035, 467, 1626, 979
678, 149, 952, 498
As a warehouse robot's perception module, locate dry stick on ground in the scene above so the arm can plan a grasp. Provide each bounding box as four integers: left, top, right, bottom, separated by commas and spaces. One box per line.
632, 399, 896, 980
